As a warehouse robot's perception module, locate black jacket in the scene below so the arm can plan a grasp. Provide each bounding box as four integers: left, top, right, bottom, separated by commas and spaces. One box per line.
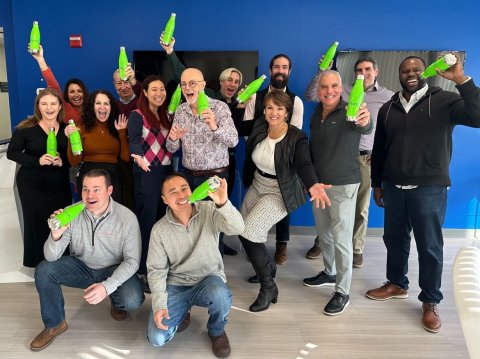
243, 117, 318, 213
372, 79, 480, 187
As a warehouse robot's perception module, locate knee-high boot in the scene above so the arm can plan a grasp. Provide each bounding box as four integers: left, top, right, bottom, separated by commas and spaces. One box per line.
249, 255, 279, 312
247, 257, 277, 283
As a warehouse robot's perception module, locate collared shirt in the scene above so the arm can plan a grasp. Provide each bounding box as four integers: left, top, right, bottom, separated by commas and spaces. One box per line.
399, 84, 429, 113
119, 93, 136, 105
166, 96, 239, 171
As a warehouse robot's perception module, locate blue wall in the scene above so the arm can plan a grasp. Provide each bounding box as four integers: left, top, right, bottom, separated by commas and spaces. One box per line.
2, 0, 480, 229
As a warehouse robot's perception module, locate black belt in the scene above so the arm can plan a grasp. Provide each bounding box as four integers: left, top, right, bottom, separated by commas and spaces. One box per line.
257, 169, 277, 179
186, 167, 228, 177
359, 150, 372, 156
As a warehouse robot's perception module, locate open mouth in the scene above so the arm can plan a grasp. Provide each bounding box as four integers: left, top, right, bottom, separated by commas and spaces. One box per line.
177, 198, 189, 205
97, 110, 108, 120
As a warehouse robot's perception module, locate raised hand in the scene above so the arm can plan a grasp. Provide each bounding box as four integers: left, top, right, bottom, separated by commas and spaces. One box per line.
159, 32, 176, 55
115, 114, 128, 130
207, 176, 228, 206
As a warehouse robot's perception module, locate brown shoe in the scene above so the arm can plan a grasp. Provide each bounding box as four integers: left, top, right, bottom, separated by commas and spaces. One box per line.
275, 242, 287, 265
208, 331, 231, 357
353, 253, 364, 268
365, 281, 408, 300
30, 320, 68, 351
422, 303, 441, 333
177, 311, 191, 333
110, 304, 127, 321
306, 243, 322, 259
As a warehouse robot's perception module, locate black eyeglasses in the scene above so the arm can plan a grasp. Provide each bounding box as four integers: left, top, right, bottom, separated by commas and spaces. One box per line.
180, 80, 205, 89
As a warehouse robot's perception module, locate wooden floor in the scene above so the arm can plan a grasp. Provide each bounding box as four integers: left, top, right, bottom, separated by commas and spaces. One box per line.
0, 235, 476, 359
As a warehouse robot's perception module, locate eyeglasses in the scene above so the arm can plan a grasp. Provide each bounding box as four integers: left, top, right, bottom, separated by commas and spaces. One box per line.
180, 80, 205, 89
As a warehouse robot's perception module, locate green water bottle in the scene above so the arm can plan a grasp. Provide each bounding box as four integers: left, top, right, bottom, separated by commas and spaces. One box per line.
46, 127, 57, 157
421, 53, 457, 79
237, 74, 267, 103
318, 41, 339, 71
197, 90, 209, 116
168, 84, 182, 114
162, 13, 176, 46
28, 21, 41, 54
346, 74, 365, 122
68, 119, 83, 155
48, 201, 86, 230
189, 177, 221, 203
118, 46, 129, 81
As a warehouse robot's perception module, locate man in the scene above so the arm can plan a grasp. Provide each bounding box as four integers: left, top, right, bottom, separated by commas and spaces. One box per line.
305, 56, 394, 267
112, 63, 142, 212
147, 173, 245, 357
366, 55, 480, 333
242, 53, 304, 266
161, 37, 243, 256
303, 70, 371, 316
30, 169, 144, 351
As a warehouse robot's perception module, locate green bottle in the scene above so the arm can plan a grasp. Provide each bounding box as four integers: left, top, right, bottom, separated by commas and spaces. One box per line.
68, 119, 83, 155
421, 53, 457, 79
28, 21, 41, 54
48, 201, 86, 230
237, 74, 267, 103
346, 74, 365, 122
189, 177, 221, 203
318, 41, 339, 71
168, 84, 182, 114
197, 90, 209, 116
46, 127, 57, 157
118, 46, 129, 81
162, 13, 176, 46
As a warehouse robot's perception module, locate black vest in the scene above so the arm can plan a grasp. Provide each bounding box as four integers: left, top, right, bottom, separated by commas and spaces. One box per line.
253, 87, 297, 124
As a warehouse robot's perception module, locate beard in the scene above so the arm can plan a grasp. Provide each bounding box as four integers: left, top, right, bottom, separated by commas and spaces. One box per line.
270, 73, 289, 89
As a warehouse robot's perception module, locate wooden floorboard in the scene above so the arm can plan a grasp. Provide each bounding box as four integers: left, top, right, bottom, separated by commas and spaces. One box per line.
0, 235, 475, 359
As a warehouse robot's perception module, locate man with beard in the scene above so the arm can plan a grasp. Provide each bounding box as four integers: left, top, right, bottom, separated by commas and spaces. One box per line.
366, 55, 480, 333
242, 54, 304, 269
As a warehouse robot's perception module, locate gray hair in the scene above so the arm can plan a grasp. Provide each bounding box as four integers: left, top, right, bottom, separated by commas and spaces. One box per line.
317, 70, 342, 87
219, 68, 243, 85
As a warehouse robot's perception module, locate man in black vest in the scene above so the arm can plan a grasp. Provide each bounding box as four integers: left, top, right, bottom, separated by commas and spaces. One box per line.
242, 54, 304, 268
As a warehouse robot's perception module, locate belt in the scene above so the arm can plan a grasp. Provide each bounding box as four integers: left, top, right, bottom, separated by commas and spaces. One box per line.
186, 167, 228, 177
359, 150, 372, 156
257, 169, 277, 179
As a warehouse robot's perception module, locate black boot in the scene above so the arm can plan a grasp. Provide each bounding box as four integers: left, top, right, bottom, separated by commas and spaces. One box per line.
249, 255, 279, 312
247, 257, 277, 283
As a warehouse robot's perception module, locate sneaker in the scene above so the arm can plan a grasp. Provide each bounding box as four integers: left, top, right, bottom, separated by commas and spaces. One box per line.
422, 303, 441, 333
365, 281, 408, 300
208, 331, 231, 357
303, 271, 336, 287
353, 253, 364, 268
306, 243, 322, 259
138, 274, 151, 294
324, 292, 350, 316
30, 320, 68, 351
110, 304, 127, 321
274, 242, 288, 265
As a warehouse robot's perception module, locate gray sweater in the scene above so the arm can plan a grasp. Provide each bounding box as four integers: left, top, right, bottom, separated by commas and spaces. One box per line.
44, 199, 141, 295
147, 200, 245, 313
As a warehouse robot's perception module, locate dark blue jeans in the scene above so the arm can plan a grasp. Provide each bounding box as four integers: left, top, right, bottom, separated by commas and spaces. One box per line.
382, 182, 447, 303
35, 256, 144, 328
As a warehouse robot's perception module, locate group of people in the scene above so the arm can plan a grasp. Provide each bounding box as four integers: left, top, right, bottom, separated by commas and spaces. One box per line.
6, 35, 480, 357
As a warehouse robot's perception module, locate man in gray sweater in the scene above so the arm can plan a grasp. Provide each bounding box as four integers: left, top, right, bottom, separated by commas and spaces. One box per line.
147, 173, 245, 358
30, 169, 144, 351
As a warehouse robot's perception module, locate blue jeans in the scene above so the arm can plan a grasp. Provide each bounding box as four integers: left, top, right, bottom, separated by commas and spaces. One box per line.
35, 256, 144, 328
382, 183, 447, 303
147, 275, 232, 346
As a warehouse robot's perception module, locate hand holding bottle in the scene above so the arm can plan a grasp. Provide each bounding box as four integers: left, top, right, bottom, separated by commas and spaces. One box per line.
168, 124, 188, 141
131, 153, 151, 172
436, 53, 468, 84
354, 103, 370, 128
317, 55, 334, 72
124, 63, 137, 86
201, 108, 218, 131
65, 123, 80, 137
39, 153, 56, 166
159, 32, 175, 54
49, 208, 69, 240
207, 176, 228, 207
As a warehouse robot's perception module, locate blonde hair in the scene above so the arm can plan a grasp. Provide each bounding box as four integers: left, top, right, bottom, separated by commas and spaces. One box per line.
219, 68, 243, 85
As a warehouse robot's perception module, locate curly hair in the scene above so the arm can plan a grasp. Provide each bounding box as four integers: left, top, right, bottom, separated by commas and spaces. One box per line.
83, 90, 119, 138
63, 78, 89, 115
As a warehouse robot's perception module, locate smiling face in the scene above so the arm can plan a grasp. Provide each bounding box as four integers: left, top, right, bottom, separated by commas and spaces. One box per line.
264, 98, 288, 127
317, 71, 342, 110
399, 58, 426, 96
220, 71, 241, 100
143, 80, 167, 108
67, 83, 84, 108
355, 61, 378, 91
161, 175, 193, 214
180, 68, 206, 106
81, 175, 113, 217
270, 57, 291, 89
113, 71, 134, 101
94, 93, 111, 122
38, 94, 62, 122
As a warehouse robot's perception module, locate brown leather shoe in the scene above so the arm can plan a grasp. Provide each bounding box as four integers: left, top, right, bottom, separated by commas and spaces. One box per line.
275, 242, 287, 265
353, 253, 364, 268
177, 311, 191, 333
306, 243, 322, 259
422, 303, 441, 333
208, 331, 231, 357
111, 304, 127, 321
30, 320, 68, 351
365, 281, 408, 300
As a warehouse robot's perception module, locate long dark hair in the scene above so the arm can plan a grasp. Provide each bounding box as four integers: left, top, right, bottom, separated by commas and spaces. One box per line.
83, 90, 119, 138
64, 78, 89, 115
136, 75, 171, 131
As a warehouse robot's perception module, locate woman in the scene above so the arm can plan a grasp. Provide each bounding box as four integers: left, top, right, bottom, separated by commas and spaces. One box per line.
65, 90, 129, 202
239, 90, 331, 312
31, 45, 88, 124
127, 75, 173, 291
7, 88, 72, 267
